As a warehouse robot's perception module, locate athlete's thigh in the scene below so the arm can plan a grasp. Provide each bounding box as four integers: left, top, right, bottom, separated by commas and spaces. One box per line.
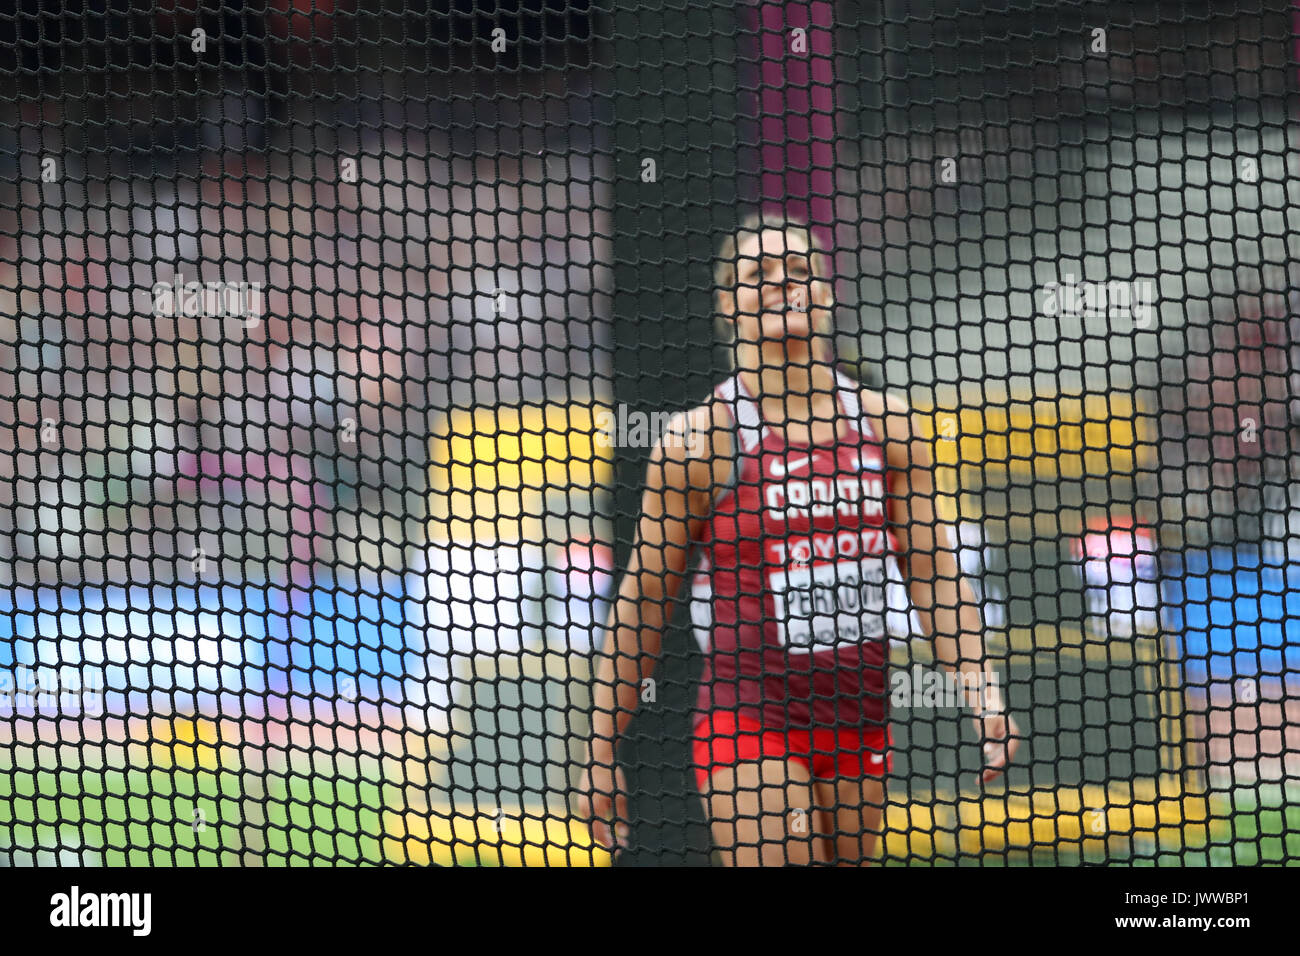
702, 757, 830, 866
813, 773, 886, 867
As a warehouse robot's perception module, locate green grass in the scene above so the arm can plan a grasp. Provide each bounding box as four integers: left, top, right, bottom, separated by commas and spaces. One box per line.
1190, 784, 1300, 867
4, 744, 1296, 866
0, 750, 387, 866
265, 775, 386, 866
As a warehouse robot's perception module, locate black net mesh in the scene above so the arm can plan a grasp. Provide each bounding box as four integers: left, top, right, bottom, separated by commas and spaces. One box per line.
0, 0, 1296, 867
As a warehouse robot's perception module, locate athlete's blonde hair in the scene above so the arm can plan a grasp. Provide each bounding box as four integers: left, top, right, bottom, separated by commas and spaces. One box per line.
713, 210, 833, 361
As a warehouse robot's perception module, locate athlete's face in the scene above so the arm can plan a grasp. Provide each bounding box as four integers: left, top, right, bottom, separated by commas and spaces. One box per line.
726, 228, 831, 348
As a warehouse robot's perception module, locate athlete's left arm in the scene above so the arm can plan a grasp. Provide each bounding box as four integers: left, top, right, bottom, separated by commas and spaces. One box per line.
877, 394, 1021, 783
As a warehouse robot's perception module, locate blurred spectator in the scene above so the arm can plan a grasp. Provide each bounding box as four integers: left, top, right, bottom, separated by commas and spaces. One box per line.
956, 519, 1006, 631
0, 77, 614, 590
544, 535, 615, 654
1164, 285, 1294, 548
1074, 516, 1160, 638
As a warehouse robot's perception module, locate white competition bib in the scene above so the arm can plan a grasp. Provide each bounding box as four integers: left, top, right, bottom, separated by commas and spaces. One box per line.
768, 557, 887, 651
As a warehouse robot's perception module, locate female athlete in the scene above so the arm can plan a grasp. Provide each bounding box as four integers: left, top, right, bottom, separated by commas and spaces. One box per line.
575, 211, 1021, 866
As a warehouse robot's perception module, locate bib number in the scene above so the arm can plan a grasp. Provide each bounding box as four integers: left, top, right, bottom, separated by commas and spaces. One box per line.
769, 558, 887, 651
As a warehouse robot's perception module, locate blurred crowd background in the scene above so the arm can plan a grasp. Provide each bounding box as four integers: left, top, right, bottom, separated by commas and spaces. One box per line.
0, 0, 1294, 598
0, 0, 1296, 859
0, 81, 613, 593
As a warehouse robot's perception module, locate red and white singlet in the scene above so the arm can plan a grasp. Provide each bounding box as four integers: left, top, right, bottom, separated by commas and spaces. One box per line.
689, 371, 913, 732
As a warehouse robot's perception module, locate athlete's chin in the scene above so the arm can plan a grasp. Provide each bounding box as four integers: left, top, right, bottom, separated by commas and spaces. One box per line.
758, 311, 814, 342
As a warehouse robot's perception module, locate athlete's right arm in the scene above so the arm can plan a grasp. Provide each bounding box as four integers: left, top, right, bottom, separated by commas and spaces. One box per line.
575, 403, 723, 851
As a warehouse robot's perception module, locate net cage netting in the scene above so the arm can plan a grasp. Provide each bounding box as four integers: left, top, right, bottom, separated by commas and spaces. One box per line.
0, 0, 1297, 867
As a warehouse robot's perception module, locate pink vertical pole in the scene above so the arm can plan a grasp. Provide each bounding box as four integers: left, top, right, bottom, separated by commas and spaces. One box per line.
755, 0, 838, 250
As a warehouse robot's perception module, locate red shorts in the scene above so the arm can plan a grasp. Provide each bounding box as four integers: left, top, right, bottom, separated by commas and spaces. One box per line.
691, 711, 893, 792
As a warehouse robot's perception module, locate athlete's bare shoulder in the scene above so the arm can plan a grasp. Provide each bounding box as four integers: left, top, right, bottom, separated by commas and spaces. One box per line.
647, 392, 735, 497
857, 386, 931, 472
857, 385, 912, 436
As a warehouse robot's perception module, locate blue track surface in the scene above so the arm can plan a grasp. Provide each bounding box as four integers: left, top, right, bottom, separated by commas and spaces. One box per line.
8, 546, 1292, 713
0, 570, 428, 714
1164, 548, 1300, 687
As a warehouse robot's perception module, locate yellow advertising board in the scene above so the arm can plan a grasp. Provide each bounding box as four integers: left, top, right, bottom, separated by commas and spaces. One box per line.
428, 393, 1152, 539
922, 392, 1157, 481
429, 403, 614, 542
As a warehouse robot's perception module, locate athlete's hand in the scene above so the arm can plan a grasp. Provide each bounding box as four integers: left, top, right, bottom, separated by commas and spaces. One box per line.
573, 754, 630, 855
973, 712, 1021, 784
